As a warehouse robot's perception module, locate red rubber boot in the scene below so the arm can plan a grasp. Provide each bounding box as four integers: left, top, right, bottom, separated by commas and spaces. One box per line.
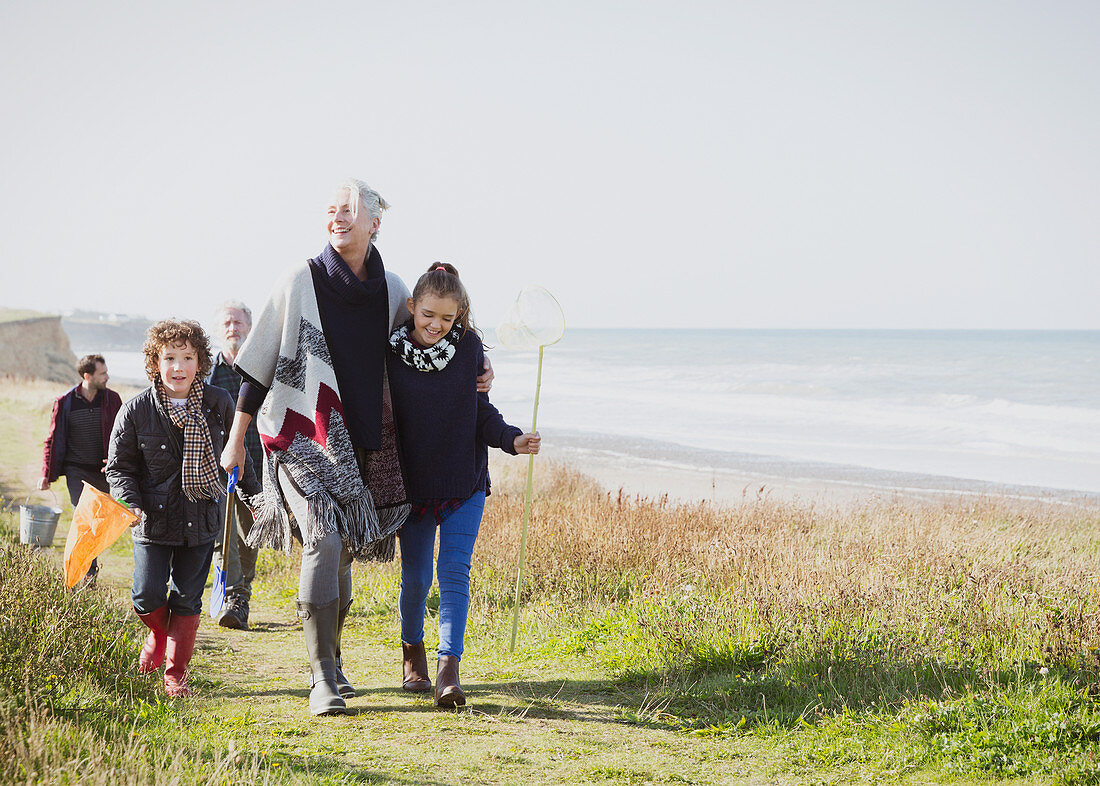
163, 613, 202, 698
136, 606, 170, 674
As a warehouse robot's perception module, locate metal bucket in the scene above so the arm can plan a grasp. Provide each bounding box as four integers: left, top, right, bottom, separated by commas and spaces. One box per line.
20, 492, 62, 547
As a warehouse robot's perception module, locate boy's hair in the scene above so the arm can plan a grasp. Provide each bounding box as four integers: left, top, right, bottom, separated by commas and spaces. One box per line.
142, 319, 214, 384
76, 354, 105, 377
410, 262, 480, 338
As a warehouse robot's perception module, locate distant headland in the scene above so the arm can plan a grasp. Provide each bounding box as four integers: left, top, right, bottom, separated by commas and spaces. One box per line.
0, 308, 151, 382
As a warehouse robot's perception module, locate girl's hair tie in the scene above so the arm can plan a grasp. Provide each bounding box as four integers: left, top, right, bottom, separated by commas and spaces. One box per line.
434, 266, 448, 273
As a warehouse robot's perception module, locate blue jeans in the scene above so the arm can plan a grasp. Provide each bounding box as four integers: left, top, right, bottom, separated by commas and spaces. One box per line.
399, 491, 485, 660
132, 540, 215, 616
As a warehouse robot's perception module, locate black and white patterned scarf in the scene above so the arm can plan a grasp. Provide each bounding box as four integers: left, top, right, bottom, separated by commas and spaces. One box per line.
388, 324, 462, 372
156, 380, 221, 502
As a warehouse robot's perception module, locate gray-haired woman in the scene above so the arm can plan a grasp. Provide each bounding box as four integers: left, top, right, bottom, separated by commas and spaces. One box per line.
220, 179, 493, 716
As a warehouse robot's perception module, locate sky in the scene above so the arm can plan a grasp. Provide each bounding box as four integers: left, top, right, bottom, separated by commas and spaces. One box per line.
2, 1, 1098, 330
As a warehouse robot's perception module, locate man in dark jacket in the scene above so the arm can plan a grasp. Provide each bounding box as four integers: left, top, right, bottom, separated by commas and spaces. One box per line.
38, 353, 123, 583
207, 300, 263, 629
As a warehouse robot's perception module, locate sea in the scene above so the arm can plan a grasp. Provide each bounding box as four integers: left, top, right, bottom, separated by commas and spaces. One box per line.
79, 329, 1100, 498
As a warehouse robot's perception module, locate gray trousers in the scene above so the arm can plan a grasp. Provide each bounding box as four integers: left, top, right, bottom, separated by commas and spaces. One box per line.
277, 465, 353, 608
213, 494, 258, 603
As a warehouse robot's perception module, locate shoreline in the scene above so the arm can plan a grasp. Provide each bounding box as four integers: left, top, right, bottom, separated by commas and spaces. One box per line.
6, 377, 1095, 511
536, 430, 1100, 509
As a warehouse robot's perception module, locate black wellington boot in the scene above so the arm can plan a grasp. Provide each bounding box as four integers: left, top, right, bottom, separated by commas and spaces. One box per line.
334, 598, 355, 699
296, 599, 347, 716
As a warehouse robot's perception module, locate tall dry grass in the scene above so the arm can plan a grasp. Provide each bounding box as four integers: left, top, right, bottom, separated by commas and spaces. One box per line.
473, 463, 1100, 678
250, 456, 1100, 745
249, 458, 1100, 681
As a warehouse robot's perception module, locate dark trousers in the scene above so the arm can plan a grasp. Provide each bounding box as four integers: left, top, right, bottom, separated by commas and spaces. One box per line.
212, 495, 257, 604
63, 464, 108, 578
132, 540, 215, 616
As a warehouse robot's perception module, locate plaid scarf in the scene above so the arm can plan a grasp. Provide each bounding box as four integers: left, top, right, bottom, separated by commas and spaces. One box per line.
157, 380, 221, 502
389, 323, 461, 372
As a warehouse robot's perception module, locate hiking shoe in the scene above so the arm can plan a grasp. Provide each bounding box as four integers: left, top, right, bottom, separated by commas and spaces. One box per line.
218, 601, 249, 630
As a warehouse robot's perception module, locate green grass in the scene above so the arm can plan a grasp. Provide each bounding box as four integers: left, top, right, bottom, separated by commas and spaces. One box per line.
0, 520, 272, 784
1, 378, 1100, 783
0, 307, 50, 324
4, 522, 1100, 784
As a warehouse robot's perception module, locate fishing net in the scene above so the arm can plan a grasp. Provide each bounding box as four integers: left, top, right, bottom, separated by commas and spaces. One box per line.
495, 285, 564, 651
496, 286, 565, 350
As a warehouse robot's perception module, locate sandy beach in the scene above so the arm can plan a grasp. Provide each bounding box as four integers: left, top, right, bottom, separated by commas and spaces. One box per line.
531, 431, 1100, 510
8, 375, 1096, 514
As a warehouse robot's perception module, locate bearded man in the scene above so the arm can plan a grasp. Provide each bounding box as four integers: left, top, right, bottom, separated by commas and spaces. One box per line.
39, 353, 123, 584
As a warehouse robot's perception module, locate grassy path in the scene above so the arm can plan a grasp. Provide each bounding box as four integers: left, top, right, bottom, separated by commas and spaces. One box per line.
84, 553, 778, 785
5, 379, 781, 784
8, 379, 1094, 784
0, 377, 771, 784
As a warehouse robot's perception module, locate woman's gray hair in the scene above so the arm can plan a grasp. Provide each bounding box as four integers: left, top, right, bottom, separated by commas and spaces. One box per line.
339, 178, 390, 242
216, 299, 252, 325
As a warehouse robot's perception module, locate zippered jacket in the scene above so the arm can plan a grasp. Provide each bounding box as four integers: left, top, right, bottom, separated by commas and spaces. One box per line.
41, 385, 123, 483
106, 384, 259, 546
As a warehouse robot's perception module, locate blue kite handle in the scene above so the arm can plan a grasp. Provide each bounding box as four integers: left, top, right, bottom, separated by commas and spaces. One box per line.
227, 466, 239, 495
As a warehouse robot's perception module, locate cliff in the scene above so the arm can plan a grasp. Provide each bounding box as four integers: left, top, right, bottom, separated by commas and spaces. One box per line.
0, 313, 79, 384
62, 311, 152, 351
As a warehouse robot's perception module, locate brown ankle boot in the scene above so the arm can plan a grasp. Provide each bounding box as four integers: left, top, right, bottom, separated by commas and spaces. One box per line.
402, 641, 431, 693
435, 655, 465, 708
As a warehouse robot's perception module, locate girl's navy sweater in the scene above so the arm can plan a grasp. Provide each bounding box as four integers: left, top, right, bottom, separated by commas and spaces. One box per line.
387, 330, 521, 501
